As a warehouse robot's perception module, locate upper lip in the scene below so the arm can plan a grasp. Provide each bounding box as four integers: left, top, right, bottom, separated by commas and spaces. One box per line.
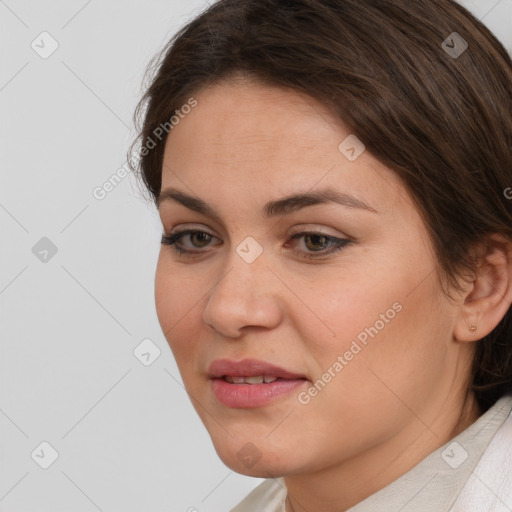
208, 358, 307, 380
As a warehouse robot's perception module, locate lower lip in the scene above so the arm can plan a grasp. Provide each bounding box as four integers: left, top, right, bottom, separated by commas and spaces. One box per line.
211, 378, 307, 408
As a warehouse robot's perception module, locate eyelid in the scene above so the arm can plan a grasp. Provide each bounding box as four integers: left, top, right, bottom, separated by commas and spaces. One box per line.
287, 224, 349, 239
168, 223, 218, 237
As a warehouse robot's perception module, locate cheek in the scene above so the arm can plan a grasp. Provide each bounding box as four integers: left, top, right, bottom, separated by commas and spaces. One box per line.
300, 270, 450, 422
155, 257, 176, 336
154, 255, 203, 357
290, 260, 445, 402
284, 263, 404, 362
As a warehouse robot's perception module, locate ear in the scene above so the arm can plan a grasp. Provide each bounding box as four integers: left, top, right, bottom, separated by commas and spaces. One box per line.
453, 234, 512, 343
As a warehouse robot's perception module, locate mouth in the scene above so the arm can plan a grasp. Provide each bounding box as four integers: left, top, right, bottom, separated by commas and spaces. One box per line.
222, 375, 284, 384
208, 358, 309, 408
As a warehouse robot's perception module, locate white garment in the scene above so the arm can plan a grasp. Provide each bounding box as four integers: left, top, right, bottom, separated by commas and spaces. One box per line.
230, 395, 512, 511
450, 401, 512, 511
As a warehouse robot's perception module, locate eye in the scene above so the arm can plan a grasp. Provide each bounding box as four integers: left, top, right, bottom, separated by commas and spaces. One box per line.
161, 229, 221, 255
286, 231, 351, 258
299, 233, 332, 251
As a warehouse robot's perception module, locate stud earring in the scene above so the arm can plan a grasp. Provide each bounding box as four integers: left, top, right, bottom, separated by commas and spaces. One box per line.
469, 324, 477, 333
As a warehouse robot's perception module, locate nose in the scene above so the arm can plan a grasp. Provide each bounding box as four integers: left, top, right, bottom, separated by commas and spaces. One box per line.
202, 249, 284, 338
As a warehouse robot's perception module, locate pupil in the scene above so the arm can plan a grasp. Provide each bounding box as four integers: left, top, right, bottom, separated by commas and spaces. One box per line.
306, 234, 326, 251
192, 232, 210, 247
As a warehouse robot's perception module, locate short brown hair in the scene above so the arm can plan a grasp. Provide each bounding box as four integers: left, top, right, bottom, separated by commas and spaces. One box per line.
129, 0, 512, 412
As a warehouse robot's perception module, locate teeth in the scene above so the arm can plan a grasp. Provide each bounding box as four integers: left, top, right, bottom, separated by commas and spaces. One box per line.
245, 375, 264, 384
224, 375, 278, 384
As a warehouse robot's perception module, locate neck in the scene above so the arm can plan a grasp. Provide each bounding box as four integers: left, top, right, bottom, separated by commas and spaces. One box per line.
284, 392, 481, 512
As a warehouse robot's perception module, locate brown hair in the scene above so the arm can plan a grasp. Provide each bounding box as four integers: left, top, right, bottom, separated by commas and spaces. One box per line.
129, 0, 512, 412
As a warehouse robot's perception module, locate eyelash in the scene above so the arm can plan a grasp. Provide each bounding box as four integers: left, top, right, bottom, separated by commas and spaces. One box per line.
160, 229, 351, 259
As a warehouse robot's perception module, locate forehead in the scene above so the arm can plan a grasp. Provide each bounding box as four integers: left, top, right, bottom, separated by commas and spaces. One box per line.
166, 79, 344, 160
161, 79, 405, 217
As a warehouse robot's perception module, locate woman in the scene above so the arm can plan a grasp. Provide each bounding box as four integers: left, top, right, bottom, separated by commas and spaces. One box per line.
129, 0, 512, 510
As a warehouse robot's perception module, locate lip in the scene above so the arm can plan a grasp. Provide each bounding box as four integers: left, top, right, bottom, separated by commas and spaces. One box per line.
208, 358, 308, 408
208, 358, 307, 379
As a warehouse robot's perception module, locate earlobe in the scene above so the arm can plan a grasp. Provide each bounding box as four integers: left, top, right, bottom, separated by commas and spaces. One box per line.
468, 323, 477, 334
454, 234, 512, 343
454, 306, 480, 342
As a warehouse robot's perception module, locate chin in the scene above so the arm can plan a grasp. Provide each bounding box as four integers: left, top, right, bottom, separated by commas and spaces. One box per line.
211, 437, 295, 478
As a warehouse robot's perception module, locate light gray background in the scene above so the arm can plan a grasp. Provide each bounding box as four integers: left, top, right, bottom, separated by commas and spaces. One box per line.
1, 1, 511, 511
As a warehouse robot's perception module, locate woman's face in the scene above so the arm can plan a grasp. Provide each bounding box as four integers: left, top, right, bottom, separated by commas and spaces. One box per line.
155, 78, 473, 477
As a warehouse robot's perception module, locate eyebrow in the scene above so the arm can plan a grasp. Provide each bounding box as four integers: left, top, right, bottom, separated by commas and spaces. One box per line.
157, 187, 378, 218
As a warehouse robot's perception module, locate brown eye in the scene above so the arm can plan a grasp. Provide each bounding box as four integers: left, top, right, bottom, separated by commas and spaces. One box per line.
304, 234, 329, 251
190, 232, 212, 247
161, 229, 221, 254
287, 231, 351, 259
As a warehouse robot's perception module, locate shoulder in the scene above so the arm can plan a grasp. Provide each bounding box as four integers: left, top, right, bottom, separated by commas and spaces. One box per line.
229, 478, 287, 512
450, 395, 512, 511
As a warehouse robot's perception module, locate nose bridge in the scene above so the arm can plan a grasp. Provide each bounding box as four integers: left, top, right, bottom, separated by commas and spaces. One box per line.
212, 239, 272, 305
202, 238, 283, 336
215, 234, 271, 294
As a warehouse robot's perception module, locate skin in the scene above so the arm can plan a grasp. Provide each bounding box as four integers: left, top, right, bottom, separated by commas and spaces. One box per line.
154, 76, 512, 511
